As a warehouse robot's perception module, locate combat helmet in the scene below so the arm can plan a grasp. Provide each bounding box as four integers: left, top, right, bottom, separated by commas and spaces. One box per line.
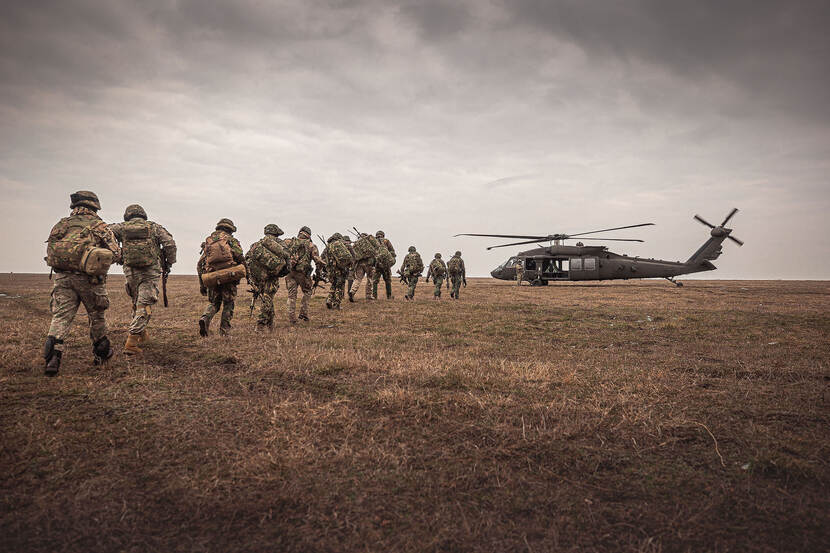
454, 251, 461, 257
434, 253, 442, 259
376, 230, 385, 238
328, 233, 343, 242
343, 235, 352, 243
408, 246, 416, 253
216, 218, 237, 233
123, 204, 147, 221
299, 225, 311, 236
70, 191, 101, 211
264, 224, 283, 237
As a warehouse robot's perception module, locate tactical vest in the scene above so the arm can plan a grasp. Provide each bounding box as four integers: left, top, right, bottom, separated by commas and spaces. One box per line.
288, 237, 313, 274
204, 232, 235, 272
46, 214, 109, 274
447, 257, 462, 275
430, 259, 447, 278
122, 219, 159, 268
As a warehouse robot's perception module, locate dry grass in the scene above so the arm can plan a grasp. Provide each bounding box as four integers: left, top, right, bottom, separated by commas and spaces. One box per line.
1, 274, 829, 552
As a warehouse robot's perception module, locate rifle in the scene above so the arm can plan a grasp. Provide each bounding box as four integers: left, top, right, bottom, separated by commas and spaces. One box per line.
161, 255, 170, 307
396, 269, 406, 284
311, 266, 327, 295
249, 287, 260, 317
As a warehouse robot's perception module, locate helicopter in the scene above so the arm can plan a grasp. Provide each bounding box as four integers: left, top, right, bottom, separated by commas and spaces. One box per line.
456, 209, 743, 287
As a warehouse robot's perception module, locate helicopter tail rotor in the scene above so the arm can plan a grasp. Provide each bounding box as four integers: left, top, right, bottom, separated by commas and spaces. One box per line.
694, 208, 743, 246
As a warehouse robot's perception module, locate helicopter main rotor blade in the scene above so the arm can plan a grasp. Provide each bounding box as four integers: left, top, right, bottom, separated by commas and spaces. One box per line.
720, 207, 739, 226
573, 237, 645, 242
566, 223, 655, 238
727, 235, 744, 246
486, 239, 549, 250
455, 233, 549, 240
693, 215, 716, 228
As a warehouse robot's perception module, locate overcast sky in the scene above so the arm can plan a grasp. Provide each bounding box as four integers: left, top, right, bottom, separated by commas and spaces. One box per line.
2, 0, 829, 278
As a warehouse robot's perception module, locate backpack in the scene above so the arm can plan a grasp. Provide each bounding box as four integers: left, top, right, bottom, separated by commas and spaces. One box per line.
46, 215, 106, 274
245, 237, 289, 282
406, 253, 424, 276
353, 234, 377, 261
122, 219, 159, 268
204, 232, 235, 272
287, 237, 313, 274
375, 241, 394, 269
327, 239, 353, 269
447, 257, 462, 275
430, 259, 447, 278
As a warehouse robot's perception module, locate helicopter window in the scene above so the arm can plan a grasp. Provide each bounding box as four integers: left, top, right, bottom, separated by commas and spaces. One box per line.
570, 258, 583, 271
524, 258, 537, 271
583, 258, 596, 271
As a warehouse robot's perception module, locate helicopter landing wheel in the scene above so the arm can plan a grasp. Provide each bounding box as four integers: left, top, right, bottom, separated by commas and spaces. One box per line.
665, 277, 683, 287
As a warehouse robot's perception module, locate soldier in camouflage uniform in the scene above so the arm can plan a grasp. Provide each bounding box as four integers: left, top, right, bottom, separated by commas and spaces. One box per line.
343, 235, 356, 296
349, 233, 375, 302
322, 233, 352, 309
371, 230, 396, 300
284, 226, 325, 323
43, 191, 121, 376
198, 219, 245, 337
246, 224, 287, 331
515, 259, 524, 286
448, 250, 466, 299
109, 204, 177, 355
400, 246, 424, 300
425, 253, 448, 300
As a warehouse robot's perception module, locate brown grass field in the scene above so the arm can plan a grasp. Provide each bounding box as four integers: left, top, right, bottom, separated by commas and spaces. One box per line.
1, 274, 828, 552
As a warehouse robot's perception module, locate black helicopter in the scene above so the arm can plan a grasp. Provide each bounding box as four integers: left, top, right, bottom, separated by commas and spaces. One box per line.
456, 209, 743, 286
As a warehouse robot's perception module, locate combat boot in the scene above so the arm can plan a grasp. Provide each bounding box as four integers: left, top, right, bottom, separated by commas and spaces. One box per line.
124, 333, 142, 355
92, 336, 114, 366
348, 291, 355, 302
44, 336, 63, 377
198, 316, 209, 337
298, 313, 309, 321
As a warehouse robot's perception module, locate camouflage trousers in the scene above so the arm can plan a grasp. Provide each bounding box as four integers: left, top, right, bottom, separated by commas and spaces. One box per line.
450, 273, 463, 298
350, 261, 374, 299
202, 282, 237, 335
432, 276, 445, 297
371, 265, 393, 299
405, 274, 419, 299
256, 278, 279, 327
516, 269, 523, 285
285, 270, 313, 322
47, 272, 110, 349
326, 268, 348, 308
124, 266, 160, 335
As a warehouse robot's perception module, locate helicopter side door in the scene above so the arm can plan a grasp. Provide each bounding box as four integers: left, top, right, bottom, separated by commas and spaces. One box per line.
569, 256, 599, 281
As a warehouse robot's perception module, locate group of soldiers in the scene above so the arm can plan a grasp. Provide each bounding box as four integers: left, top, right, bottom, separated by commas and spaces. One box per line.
41, 190, 467, 376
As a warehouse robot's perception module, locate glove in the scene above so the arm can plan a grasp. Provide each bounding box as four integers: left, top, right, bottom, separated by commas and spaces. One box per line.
200, 285, 207, 296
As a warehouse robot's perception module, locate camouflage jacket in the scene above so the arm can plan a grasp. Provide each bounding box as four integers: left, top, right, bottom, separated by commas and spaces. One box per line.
47, 207, 122, 267
401, 252, 424, 276
379, 237, 396, 259
110, 218, 177, 271
426, 258, 447, 279
197, 230, 244, 275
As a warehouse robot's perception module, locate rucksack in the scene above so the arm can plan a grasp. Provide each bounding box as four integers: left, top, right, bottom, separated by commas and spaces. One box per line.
287, 237, 313, 274
327, 240, 353, 269
245, 237, 289, 281
46, 215, 108, 274
375, 241, 394, 269
204, 232, 235, 272
122, 219, 159, 268
406, 253, 424, 276
353, 234, 377, 261
447, 257, 462, 275
430, 259, 447, 278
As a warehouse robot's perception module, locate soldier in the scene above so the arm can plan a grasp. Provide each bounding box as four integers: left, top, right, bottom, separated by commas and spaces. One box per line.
198, 218, 245, 337
371, 230, 396, 300
425, 253, 448, 300
245, 224, 288, 331
343, 235, 356, 296
515, 259, 524, 286
447, 250, 466, 299
322, 233, 353, 309
400, 246, 424, 300
284, 226, 325, 323
43, 191, 121, 375
349, 233, 375, 302
109, 204, 177, 355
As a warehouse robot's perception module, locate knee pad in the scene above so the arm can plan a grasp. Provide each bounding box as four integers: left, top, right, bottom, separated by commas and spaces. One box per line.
44, 336, 64, 360
92, 336, 113, 361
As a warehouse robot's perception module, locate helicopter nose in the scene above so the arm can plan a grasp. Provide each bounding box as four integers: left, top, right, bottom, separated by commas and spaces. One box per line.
490, 267, 500, 278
